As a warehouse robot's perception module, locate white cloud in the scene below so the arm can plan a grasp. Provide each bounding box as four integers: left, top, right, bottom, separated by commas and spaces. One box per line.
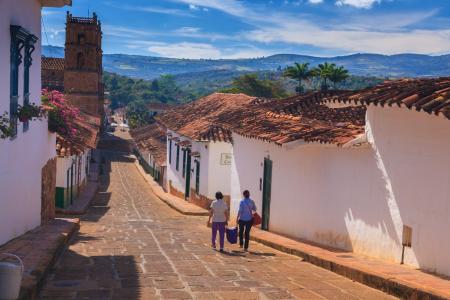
148, 42, 222, 59
170, 0, 247, 17
189, 4, 199, 10
105, 3, 193, 17
144, 41, 273, 59
308, 0, 324, 4
176, 27, 201, 34
335, 0, 381, 9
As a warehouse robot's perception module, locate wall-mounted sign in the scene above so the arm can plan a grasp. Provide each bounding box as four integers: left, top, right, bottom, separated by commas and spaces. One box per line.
220, 153, 232, 165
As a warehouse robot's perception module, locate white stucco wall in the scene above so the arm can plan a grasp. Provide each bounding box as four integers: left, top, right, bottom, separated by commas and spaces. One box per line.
0, 0, 57, 246
367, 106, 450, 275
206, 142, 232, 199
166, 130, 232, 199
231, 106, 450, 276
56, 151, 90, 188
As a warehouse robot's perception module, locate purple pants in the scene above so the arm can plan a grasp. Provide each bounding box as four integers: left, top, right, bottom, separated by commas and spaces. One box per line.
212, 222, 226, 249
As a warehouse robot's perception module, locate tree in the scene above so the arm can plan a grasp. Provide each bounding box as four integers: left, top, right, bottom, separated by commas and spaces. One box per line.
312, 62, 336, 91
221, 74, 287, 98
329, 66, 349, 89
151, 79, 159, 91
283, 62, 313, 94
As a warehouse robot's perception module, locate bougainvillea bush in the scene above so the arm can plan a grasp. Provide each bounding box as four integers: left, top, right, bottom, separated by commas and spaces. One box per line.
41, 89, 80, 138
0, 112, 13, 139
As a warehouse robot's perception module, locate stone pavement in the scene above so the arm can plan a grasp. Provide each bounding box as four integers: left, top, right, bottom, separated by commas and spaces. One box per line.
38, 135, 396, 300
134, 148, 450, 300
134, 159, 209, 216
0, 218, 79, 300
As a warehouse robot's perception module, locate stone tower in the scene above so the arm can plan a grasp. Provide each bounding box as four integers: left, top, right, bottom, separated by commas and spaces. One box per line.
64, 12, 104, 116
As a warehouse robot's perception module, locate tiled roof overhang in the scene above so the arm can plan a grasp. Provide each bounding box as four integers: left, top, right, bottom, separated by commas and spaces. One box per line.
56, 112, 100, 157
156, 93, 257, 143
42, 57, 65, 71
323, 78, 450, 120
130, 123, 167, 166
218, 92, 366, 147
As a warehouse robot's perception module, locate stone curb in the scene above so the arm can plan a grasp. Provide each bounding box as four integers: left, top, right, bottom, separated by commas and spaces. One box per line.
133, 158, 209, 216
251, 230, 449, 300
3, 218, 81, 300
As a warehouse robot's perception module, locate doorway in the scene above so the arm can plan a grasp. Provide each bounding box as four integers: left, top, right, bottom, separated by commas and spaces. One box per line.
262, 157, 272, 231
184, 148, 192, 200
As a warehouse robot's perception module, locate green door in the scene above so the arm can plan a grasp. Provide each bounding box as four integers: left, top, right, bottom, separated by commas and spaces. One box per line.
185, 149, 192, 199
70, 163, 74, 205
262, 157, 272, 231
195, 160, 200, 194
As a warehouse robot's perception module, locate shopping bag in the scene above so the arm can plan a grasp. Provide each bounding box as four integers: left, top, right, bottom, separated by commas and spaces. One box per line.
226, 227, 238, 244
252, 213, 262, 226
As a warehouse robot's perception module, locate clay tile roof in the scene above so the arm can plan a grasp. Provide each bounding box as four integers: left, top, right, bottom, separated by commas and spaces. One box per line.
325, 77, 450, 120
130, 122, 167, 166
42, 57, 65, 71
56, 112, 100, 157
216, 92, 366, 146
156, 93, 258, 142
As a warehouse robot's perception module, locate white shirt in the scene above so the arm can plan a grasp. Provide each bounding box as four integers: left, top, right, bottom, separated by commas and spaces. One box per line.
210, 199, 228, 223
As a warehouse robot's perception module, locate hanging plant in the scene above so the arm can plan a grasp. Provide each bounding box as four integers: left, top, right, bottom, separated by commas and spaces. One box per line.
0, 112, 13, 139
41, 89, 80, 138
16, 103, 43, 123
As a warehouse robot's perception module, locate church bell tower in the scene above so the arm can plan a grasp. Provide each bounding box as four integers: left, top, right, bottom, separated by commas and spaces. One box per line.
64, 12, 104, 116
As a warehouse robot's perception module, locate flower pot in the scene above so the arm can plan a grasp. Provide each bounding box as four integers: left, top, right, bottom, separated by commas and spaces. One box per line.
0, 253, 24, 300
18, 116, 29, 123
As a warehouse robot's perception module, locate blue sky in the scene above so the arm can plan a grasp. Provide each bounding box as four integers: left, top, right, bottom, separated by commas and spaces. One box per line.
42, 0, 450, 59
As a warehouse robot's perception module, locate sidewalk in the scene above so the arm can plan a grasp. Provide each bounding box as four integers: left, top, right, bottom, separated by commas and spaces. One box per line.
133, 159, 450, 300
251, 229, 450, 300
56, 150, 100, 215
134, 158, 209, 216
0, 218, 80, 300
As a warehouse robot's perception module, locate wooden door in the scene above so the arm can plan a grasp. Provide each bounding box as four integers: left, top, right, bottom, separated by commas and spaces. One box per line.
262, 158, 273, 231
185, 149, 192, 199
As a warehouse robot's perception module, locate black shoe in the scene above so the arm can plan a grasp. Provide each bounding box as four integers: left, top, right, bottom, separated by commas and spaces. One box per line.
219, 249, 224, 253
244, 248, 249, 252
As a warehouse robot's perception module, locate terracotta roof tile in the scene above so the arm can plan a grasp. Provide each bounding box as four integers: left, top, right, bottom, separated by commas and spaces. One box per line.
217, 92, 366, 146
156, 93, 257, 142
130, 123, 167, 166
325, 78, 450, 120
56, 112, 100, 157
42, 57, 65, 71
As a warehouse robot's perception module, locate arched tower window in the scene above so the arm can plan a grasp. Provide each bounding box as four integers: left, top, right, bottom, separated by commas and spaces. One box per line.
76, 52, 85, 69
77, 33, 85, 45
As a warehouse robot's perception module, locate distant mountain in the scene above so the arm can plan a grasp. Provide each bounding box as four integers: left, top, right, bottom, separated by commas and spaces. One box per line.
43, 45, 450, 79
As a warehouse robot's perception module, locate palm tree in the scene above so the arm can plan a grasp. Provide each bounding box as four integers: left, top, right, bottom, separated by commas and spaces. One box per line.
312, 62, 336, 91
283, 62, 313, 94
329, 66, 349, 89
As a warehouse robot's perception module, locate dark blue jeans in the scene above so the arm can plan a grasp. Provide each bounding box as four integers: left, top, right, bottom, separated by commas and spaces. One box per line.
239, 219, 253, 249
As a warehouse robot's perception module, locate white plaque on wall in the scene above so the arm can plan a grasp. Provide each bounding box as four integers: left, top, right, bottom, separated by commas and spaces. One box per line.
220, 153, 232, 165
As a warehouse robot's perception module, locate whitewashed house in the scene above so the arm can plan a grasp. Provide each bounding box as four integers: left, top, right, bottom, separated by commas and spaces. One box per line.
157, 93, 256, 209
55, 112, 99, 209
130, 122, 168, 189
225, 79, 450, 276
0, 0, 71, 245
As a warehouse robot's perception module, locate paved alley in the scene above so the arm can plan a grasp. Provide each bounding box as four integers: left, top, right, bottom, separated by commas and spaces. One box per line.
38, 134, 397, 300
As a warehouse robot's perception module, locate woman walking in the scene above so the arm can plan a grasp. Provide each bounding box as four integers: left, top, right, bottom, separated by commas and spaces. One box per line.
236, 190, 257, 252
208, 191, 229, 252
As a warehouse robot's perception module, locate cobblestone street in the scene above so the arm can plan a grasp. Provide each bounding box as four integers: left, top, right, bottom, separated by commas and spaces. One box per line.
38, 134, 397, 300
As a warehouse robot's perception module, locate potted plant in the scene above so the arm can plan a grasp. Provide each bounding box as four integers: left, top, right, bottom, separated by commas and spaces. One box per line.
16, 103, 42, 123
0, 112, 13, 139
